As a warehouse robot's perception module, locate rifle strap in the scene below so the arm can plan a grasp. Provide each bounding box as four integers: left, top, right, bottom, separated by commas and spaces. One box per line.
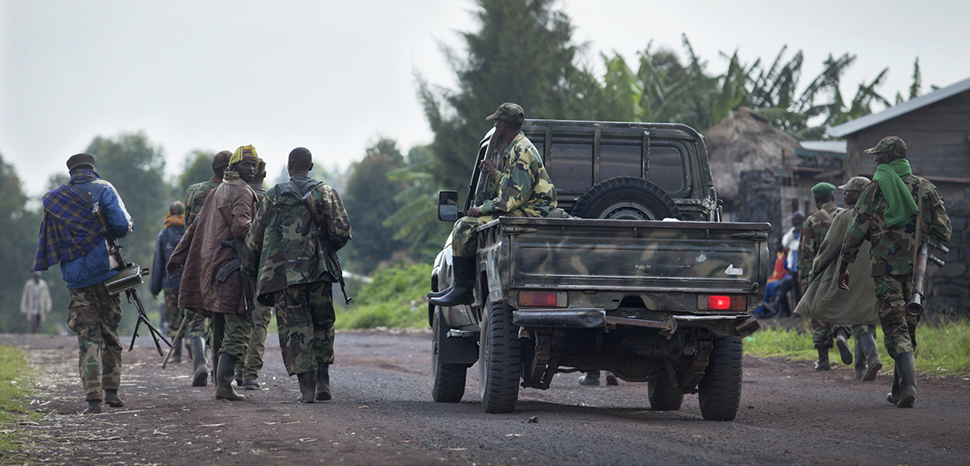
289, 180, 327, 236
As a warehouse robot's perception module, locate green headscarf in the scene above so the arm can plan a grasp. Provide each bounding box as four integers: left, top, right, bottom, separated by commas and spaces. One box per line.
873, 158, 918, 227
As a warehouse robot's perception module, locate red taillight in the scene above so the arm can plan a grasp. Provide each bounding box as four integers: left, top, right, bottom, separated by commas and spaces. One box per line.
518, 291, 564, 307
708, 295, 731, 310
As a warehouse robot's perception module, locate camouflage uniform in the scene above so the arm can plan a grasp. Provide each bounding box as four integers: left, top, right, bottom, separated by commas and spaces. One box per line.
67, 283, 123, 401
182, 177, 220, 340
162, 287, 183, 339
798, 200, 846, 350
243, 174, 351, 376
452, 131, 557, 257
842, 167, 951, 359
236, 179, 273, 384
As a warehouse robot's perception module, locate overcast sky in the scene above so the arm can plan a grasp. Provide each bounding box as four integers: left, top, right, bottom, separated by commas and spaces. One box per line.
2, 0, 968, 197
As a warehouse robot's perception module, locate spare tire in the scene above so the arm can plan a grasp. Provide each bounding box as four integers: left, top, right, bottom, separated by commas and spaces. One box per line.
570, 177, 682, 220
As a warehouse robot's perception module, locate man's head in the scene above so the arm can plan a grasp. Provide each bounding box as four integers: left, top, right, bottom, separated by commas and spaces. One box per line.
486, 102, 525, 138
838, 176, 871, 207
66, 153, 95, 172
865, 136, 907, 165
212, 150, 232, 178
169, 201, 185, 215
229, 145, 260, 183
253, 160, 267, 185
287, 147, 314, 176
790, 211, 805, 229
811, 182, 836, 206
32, 271, 42, 283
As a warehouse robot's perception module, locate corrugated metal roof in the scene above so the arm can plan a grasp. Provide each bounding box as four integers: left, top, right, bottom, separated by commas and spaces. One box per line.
826, 76, 970, 137
800, 140, 847, 154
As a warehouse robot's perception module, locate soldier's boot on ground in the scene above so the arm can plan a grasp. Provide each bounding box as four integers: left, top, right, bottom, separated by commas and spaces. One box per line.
234, 371, 243, 388
854, 339, 867, 380
297, 371, 317, 403
886, 366, 901, 405
895, 352, 917, 408
215, 353, 246, 401
190, 336, 209, 387
82, 399, 102, 415
242, 379, 260, 390
835, 328, 852, 365
185, 338, 193, 361
578, 371, 600, 386
814, 348, 830, 371
605, 371, 619, 386
859, 332, 883, 382
429, 256, 476, 307
316, 363, 332, 401
171, 337, 183, 364
103, 389, 125, 408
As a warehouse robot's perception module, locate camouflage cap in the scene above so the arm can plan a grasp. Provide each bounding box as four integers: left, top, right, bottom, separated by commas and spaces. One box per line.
212, 150, 232, 169
66, 153, 95, 170
838, 176, 871, 191
169, 201, 185, 215
811, 182, 836, 198
485, 102, 525, 124
864, 136, 907, 158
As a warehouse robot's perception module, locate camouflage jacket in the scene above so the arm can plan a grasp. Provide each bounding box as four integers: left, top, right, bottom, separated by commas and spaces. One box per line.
479, 132, 557, 217
797, 201, 842, 285
842, 174, 951, 277
242, 175, 352, 301
184, 176, 221, 227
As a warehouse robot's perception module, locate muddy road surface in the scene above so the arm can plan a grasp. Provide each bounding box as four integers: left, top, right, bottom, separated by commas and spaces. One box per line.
3, 331, 969, 465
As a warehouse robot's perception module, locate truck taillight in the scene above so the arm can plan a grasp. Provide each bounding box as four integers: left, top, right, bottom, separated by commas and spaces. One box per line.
517, 291, 567, 308
697, 295, 747, 311
708, 295, 731, 310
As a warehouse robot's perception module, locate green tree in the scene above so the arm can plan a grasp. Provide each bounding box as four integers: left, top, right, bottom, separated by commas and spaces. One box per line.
0, 152, 44, 333
383, 145, 453, 263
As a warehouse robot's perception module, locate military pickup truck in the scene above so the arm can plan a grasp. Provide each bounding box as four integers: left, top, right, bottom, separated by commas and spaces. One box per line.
430, 120, 768, 421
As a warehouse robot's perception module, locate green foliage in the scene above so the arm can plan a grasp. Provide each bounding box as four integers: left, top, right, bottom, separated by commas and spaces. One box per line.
178, 150, 216, 194
0, 152, 44, 333
335, 263, 432, 329
383, 145, 453, 263
0, 345, 41, 460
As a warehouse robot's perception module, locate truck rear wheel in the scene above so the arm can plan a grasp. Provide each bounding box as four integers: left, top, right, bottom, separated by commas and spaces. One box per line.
648, 374, 685, 411
478, 299, 521, 413
698, 336, 743, 421
432, 306, 467, 403
570, 177, 682, 220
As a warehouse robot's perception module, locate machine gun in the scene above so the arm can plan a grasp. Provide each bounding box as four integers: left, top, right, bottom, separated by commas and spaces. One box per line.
906, 240, 949, 317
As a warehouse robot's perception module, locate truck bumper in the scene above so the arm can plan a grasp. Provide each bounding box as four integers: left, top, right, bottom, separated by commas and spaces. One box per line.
512, 309, 760, 338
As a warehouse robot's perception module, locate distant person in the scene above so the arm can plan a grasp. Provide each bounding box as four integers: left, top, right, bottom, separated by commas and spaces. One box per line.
840, 136, 951, 408
150, 201, 186, 363
578, 371, 618, 387
32, 153, 134, 414
243, 147, 352, 402
768, 211, 804, 317
169, 146, 261, 402
753, 237, 789, 318
21, 271, 52, 333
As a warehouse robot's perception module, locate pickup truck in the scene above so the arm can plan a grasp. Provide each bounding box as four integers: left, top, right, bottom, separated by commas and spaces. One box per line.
430, 119, 768, 421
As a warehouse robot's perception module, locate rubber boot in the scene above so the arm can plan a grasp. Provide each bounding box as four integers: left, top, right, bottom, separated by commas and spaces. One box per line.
234, 371, 243, 388
429, 256, 476, 307
427, 285, 452, 299
316, 363, 332, 401
814, 348, 830, 371
104, 389, 125, 408
297, 371, 317, 403
191, 336, 209, 387
171, 337, 183, 364
83, 399, 102, 414
886, 367, 900, 405
854, 339, 867, 380
215, 353, 246, 401
895, 352, 917, 408
835, 328, 852, 365
242, 379, 261, 390
185, 338, 193, 361
578, 371, 600, 386
605, 371, 619, 386
859, 332, 883, 382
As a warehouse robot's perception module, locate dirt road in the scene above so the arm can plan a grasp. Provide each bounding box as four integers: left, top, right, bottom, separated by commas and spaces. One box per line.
3, 331, 969, 465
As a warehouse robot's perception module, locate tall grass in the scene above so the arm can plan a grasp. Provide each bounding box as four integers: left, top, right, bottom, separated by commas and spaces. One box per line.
0, 345, 41, 461
335, 263, 432, 330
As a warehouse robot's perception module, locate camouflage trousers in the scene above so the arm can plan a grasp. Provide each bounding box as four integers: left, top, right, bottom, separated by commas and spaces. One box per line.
184, 310, 209, 339
274, 281, 335, 376
850, 324, 877, 340
452, 210, 528, 257
873, 274, 918, 359
211, 313, 253, 362
234, 301, 273, 380
67, 282, 123, 401
810, 320, 850, 349
163, 287, 182, 339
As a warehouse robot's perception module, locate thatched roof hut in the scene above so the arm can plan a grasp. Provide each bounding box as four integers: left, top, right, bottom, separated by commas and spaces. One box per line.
705, 107, 801, 208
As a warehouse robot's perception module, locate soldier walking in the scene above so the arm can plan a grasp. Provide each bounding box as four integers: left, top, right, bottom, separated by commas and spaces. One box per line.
150, 201, 186, 363
840, 136, 951, 408
243, 147, 352, 403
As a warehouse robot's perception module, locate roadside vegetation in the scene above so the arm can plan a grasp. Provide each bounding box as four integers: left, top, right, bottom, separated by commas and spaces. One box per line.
746, 315, 970, 376
335, 263, 432, 330
0, 345, 40, 462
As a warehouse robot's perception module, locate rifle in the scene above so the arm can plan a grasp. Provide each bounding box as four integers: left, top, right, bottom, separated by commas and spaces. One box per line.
217, 237, 257, 317
290, 180, 352, 304
906, 240, 949, 317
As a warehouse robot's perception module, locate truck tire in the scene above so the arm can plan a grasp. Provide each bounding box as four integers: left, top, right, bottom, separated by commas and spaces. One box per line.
432, 306, 467, 403
648, 374, 685, 411
478, 299, 521, 413
698, 336, 743, 421
570, 177, 682, 220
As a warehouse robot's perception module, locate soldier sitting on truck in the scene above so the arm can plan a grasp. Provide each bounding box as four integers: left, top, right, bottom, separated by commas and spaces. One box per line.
430, 102, 557, 307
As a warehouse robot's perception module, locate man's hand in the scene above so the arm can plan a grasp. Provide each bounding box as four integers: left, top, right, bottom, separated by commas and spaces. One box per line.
166, 261, 181, 280
479, 160, 496, 175
837, 261, 850, 290
467, 206, 483, 218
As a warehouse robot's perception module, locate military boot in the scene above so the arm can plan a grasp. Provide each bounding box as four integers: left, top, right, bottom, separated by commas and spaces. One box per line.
171, 337, 183, 364
814, 348, 830, 371
578, 371, 600, 386
859, 332, 883, 382
854, 339, 867, 380
895, 352, 917, 408
190, 336, 209, 387
427, 286, 452, 299
835, 328, 853, 365
316, 363, 332, 401
104, 389, 125, 408
297, 371, 317, 403
605, 371, 619, 386
886, 366, 901, 405
215, 353, 246, 401
234, 371, 243, 388
429, 256, 476, 307
83, 399, 102, 415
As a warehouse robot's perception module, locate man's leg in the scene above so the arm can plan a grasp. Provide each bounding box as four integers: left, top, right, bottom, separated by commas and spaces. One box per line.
185, 310, 210, 386
96, 285, 124, 407
874, 275, 916, 407
310, 281, 336, 401
241, 302, 273, 389
214, 313, 252, 401
430, 215, 495, 307
274, 283, 321, 402
163, 288, 183, 363
851, 324, 882, 381
811, 319, 832, 371
31, 314, 41, 333
210, 314, 225, 376
67, 285, 105, 410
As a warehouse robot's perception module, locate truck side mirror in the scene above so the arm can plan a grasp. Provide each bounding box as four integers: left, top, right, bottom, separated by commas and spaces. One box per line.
437, 190, 461, 221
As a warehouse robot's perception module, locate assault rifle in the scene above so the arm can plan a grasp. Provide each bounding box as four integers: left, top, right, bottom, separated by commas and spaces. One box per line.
906, 240, 949, 317
290, 180, 352, 304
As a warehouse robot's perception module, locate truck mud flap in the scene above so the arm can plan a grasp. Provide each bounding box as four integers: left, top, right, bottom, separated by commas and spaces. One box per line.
513, 309, 760, 338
